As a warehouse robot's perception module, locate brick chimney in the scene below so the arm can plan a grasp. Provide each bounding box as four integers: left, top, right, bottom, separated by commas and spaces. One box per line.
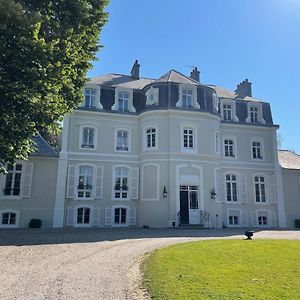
190, 67, 200, 82
235, 78, 252, 98
130, 59, 140, 80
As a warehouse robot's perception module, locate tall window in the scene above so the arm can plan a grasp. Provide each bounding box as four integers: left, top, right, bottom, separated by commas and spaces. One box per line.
252, 141, 262, 159
118, 91, 129, 111
114, 208, 127, 224
4, 164, 22, 196
182, 89, 193, 107
116, 130, 129, 151
223, 104, 232, 121
146, 128, 156, 149
84, 88, 96, 108
78, 166, 93, 198
77, 207, 90, 224
224, 139, 235, 158
1, 212, 16, 225
254, 176, 266, 203
228, 215, 239, 225
226, 174, 238, 202
258, 215, 267, 226
114, 167, 129, 199
250, 106, 259, 123
81, 127, 95, 149
183, 128, 194, 149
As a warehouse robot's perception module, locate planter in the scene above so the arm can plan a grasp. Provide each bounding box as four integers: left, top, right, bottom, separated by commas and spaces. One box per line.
244, 230, 254, 240
29, 219, 42, 228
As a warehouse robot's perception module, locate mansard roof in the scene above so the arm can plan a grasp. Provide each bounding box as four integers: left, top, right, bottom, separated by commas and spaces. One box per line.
278, 150, 300, 170
154, 69, 199, 85
30, 135, 58, 157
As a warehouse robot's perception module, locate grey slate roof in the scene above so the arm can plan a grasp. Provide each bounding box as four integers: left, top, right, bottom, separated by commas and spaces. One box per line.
278, 150, 300, 170
154, 69, 199, 85
89, 73, 154, 89
30, 135, 59, 157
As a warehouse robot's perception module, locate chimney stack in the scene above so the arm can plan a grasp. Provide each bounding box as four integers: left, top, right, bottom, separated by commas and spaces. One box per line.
190, 67, 200, 82
235, 78, 252, 98
130, 59, 140, 80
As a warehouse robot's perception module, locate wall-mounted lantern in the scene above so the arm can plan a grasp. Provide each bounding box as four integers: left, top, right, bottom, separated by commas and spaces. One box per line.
210, 188, 217, 199
163, 186, 168, 198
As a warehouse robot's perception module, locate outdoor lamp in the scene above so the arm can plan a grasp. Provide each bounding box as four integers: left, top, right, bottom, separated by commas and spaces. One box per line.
210, 188, 217, 199
163, 186, 168, 198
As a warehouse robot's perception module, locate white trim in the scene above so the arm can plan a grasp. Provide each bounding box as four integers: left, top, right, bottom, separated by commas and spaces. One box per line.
79, 125, 98, 151
83, 84, 102, 109
250, 137, 265, 161
112, 87, 135, 112
141, 163, 160, 201
220, 99, 239, 122
215, 130, 221, 155
222, 135, 237, 160
180, 124, 197, 154
73, 205, 93, 228
253, 173, 269, 205
114, 128, 132, 153
112, 165, 131, 201
223, 171, 241, 204
143, 125, 158, 151
246, 102, 265, 124
0, 209, 20, 228
177, 84, 199, 109
226, 208, 241, 227
111, 205, 130, 227
145, 86, 159, 106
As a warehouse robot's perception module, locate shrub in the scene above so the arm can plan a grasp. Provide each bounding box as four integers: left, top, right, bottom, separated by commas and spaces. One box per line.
29, 219, 42, 228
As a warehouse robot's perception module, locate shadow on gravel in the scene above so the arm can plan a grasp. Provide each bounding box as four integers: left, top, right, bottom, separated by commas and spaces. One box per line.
0, 228, 259, 246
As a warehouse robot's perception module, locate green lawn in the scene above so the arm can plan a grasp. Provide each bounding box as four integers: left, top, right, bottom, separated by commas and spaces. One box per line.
143, 240, 300, 300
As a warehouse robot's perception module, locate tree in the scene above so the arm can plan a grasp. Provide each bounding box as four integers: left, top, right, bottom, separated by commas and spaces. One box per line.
0, 0, 108, 171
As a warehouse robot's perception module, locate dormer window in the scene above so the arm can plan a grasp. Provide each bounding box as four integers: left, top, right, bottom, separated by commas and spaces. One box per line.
250, 106, 258, 123
84, 88, 96, 108
223, 104, 232, 121
112, 88, 135, 112
177, 85, 199, 109
146, 87, 159, 106
246, 103, 265, 124
118, 91, 129, 111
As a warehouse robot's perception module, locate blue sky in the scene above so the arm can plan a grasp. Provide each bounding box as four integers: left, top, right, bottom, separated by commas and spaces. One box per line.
88, 0, 300, 153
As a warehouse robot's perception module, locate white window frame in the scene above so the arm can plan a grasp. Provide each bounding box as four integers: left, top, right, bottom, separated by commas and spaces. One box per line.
177, 85, 199, 109
227, 209, 241, 227
112, 166, 131, 201
220, 99, 239, 122
256, 210, 270, 227
0, 209, 19, 228
79, 125, 97, 150
250, 138, 265, 161
253, 174, 268, 204
114, 128, 131, 152
246, 102, 265, 124
112, 205, 130, 227
112, 88, 135, 112
74, 205, 93, 227
181, 125, 197, 153
143, 126, 158, 151
145, 86, 159, 106
223, 135, 237, 159
75, 164, 95, 200
83, 84, 102, 109
2, 163, 23, 198
225, 173, 239, 203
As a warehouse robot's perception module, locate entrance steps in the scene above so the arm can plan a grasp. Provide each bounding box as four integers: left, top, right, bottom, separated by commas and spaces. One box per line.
178, 224, 206, 229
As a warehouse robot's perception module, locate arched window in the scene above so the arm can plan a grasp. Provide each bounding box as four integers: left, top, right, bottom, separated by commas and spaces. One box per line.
116, 130, 129, 151
225, 174, 238, 202
77, 166, 94, 199
254, 176, 266, 203
114, 167, 129, 199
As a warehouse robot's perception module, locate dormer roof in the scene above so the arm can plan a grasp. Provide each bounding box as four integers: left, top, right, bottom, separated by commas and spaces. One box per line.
154, 69, 199, 85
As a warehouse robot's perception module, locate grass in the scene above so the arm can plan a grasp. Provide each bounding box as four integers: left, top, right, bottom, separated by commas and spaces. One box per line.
143, 240, 300, 300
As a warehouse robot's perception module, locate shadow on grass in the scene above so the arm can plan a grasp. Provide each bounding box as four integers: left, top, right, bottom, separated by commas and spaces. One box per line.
0, 227, 261, 247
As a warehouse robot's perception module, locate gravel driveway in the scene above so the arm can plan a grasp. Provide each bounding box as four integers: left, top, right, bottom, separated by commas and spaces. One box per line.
0, 228, 299, 300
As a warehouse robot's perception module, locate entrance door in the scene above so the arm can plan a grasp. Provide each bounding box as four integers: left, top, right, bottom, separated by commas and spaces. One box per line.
180, 185, 200, 225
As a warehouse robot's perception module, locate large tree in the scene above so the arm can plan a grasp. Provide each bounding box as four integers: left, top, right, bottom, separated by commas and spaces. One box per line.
0, 0, 108, 171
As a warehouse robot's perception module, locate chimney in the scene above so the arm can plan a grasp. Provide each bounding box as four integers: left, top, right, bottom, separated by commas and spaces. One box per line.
190, 67, 200, 82
235, 78, 252, 98
130, 59, 140, 80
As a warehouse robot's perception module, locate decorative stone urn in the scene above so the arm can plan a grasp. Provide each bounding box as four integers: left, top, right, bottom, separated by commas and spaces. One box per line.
244, 230, 254, 240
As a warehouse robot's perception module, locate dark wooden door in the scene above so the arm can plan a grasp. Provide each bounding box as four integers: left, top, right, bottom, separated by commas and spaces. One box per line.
180, 191, 189, 224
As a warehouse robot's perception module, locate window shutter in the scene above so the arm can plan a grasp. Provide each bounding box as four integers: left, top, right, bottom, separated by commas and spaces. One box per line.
95, 167, 103, 199
240, 175, 247, 203
66, 207, 74, 226
129, 207, 136, 226
21, 162, 33, 197
66, 165, 76, 199
216, 170, 225, 203
241, 212, 248, 227
270, 211, 277, 227
269, 175, 277, 204
0, 173, 5, 197
92, 208, 101, 226
131, 167, 139, 200
105, 207, 112, 226
251, 212, 257, 227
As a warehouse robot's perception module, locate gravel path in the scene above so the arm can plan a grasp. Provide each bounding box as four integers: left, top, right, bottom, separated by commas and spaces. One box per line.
0, 228, 299, 300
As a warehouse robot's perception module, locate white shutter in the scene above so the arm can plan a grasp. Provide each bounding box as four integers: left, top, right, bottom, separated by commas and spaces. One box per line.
216, 170, 225, 203
251, 212, 257, 227
66, 207, 75, 226
269, 175, 277, 204
0, 173, 5, 197
131, 167, 139, 200
270, 211, 277, 227
92, 208, 101, 226
129, 207, 136, 226
240, 175, 247, 203
241, 212, 248, 227
95, 167, 103, 199
21, 162, 33, 197
105, 207, 112, 226
66, 165, 76, 199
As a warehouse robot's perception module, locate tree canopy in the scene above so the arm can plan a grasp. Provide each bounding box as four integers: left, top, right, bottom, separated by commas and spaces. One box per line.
0, 0, 108, 171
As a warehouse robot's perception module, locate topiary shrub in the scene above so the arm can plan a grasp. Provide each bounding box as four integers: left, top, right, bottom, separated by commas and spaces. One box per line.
295, 220, 300, 228
29, 219, 42, 228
